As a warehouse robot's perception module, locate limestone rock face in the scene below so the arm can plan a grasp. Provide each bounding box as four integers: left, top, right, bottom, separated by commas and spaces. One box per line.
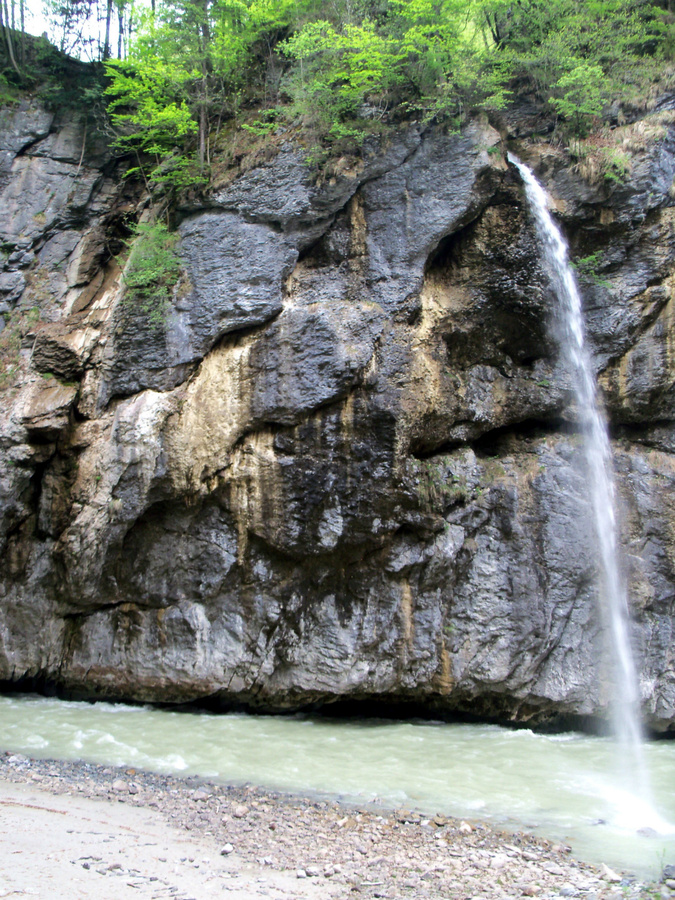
1, 100, 675, 732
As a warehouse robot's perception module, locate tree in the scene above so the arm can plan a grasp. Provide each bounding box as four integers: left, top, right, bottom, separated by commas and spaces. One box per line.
0, 0, 20, 74
42, 0, 131, 61
281, 19, 404, 135
474, 0, 666, 129
105, 0, 313, 188
101, 0, 674, 197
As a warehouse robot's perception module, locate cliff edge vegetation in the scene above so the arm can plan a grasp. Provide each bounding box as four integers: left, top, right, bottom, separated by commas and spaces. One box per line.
103, 0, 675, 193
6, 0, 673, 196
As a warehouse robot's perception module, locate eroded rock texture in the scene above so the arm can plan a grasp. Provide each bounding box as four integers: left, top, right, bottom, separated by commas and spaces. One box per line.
1, 99, 674, 731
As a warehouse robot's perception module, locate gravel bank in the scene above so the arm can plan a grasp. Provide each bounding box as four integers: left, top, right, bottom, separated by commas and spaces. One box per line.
0, 752, 668, 899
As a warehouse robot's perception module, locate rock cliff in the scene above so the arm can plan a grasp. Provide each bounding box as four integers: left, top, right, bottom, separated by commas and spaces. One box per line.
1, 97, 674, 732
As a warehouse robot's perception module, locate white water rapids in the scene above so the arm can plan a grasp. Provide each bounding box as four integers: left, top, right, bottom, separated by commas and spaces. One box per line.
508, 155, 664, 825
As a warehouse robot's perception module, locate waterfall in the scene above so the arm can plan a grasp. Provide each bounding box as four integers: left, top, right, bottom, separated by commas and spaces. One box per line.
508, 154, 653, 811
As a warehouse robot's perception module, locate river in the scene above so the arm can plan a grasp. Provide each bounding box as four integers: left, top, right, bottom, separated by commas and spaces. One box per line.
0, 693, 673, 877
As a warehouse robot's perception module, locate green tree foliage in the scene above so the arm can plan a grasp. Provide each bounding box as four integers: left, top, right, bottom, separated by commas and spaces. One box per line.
281, 19, 404, 138
477, 0, 665, 132
105, 39, 201, 191
105, 0, 314, 190
388, 0, 507, 112
99, 0, 673, 194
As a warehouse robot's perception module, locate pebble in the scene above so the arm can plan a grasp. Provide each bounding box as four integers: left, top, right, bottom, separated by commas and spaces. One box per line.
544, 863, 566, 876
601, 863, 622, 883
0, 754, 664, 900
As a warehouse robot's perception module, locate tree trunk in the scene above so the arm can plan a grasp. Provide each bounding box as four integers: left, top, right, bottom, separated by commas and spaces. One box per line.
196, 0, 211, 172
199, 98, 207, 170
117, 4, 123, 57
0, 0, 20, 74
103, 0, 112, 58
18, 0, 23, 64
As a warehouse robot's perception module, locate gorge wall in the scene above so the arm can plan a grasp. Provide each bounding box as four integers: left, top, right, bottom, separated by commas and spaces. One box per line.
1, 96, 675, 732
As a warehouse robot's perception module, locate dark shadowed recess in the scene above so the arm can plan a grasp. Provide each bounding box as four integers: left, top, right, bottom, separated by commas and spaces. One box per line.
2, 677, 673, 739
411, 417, 579, 460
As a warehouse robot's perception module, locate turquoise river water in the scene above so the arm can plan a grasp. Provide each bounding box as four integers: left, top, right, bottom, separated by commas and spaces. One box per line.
0, 694, 673, 877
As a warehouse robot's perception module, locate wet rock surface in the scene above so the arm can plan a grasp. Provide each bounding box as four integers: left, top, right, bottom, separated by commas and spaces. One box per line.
0, 752, 664, 900
0, 98, 674, 730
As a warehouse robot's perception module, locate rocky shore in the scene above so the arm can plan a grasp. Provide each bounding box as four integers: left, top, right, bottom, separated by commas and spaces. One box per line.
0, 751, 669, 900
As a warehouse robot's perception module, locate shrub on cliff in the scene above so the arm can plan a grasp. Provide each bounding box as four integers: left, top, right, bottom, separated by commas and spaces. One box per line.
122, 221, 183, 327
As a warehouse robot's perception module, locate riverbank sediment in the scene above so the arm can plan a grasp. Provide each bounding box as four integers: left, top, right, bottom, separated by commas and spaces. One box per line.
0, 751, 668, 900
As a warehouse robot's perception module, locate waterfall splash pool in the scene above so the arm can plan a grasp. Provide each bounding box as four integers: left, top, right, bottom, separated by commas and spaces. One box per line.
1, 694, 673, 878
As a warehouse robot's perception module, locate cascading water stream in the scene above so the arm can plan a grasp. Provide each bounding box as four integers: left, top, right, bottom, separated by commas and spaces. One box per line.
508, 154, 653, 815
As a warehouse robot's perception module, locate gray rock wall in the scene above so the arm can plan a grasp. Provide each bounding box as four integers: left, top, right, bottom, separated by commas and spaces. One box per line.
0, 99, 674, 731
